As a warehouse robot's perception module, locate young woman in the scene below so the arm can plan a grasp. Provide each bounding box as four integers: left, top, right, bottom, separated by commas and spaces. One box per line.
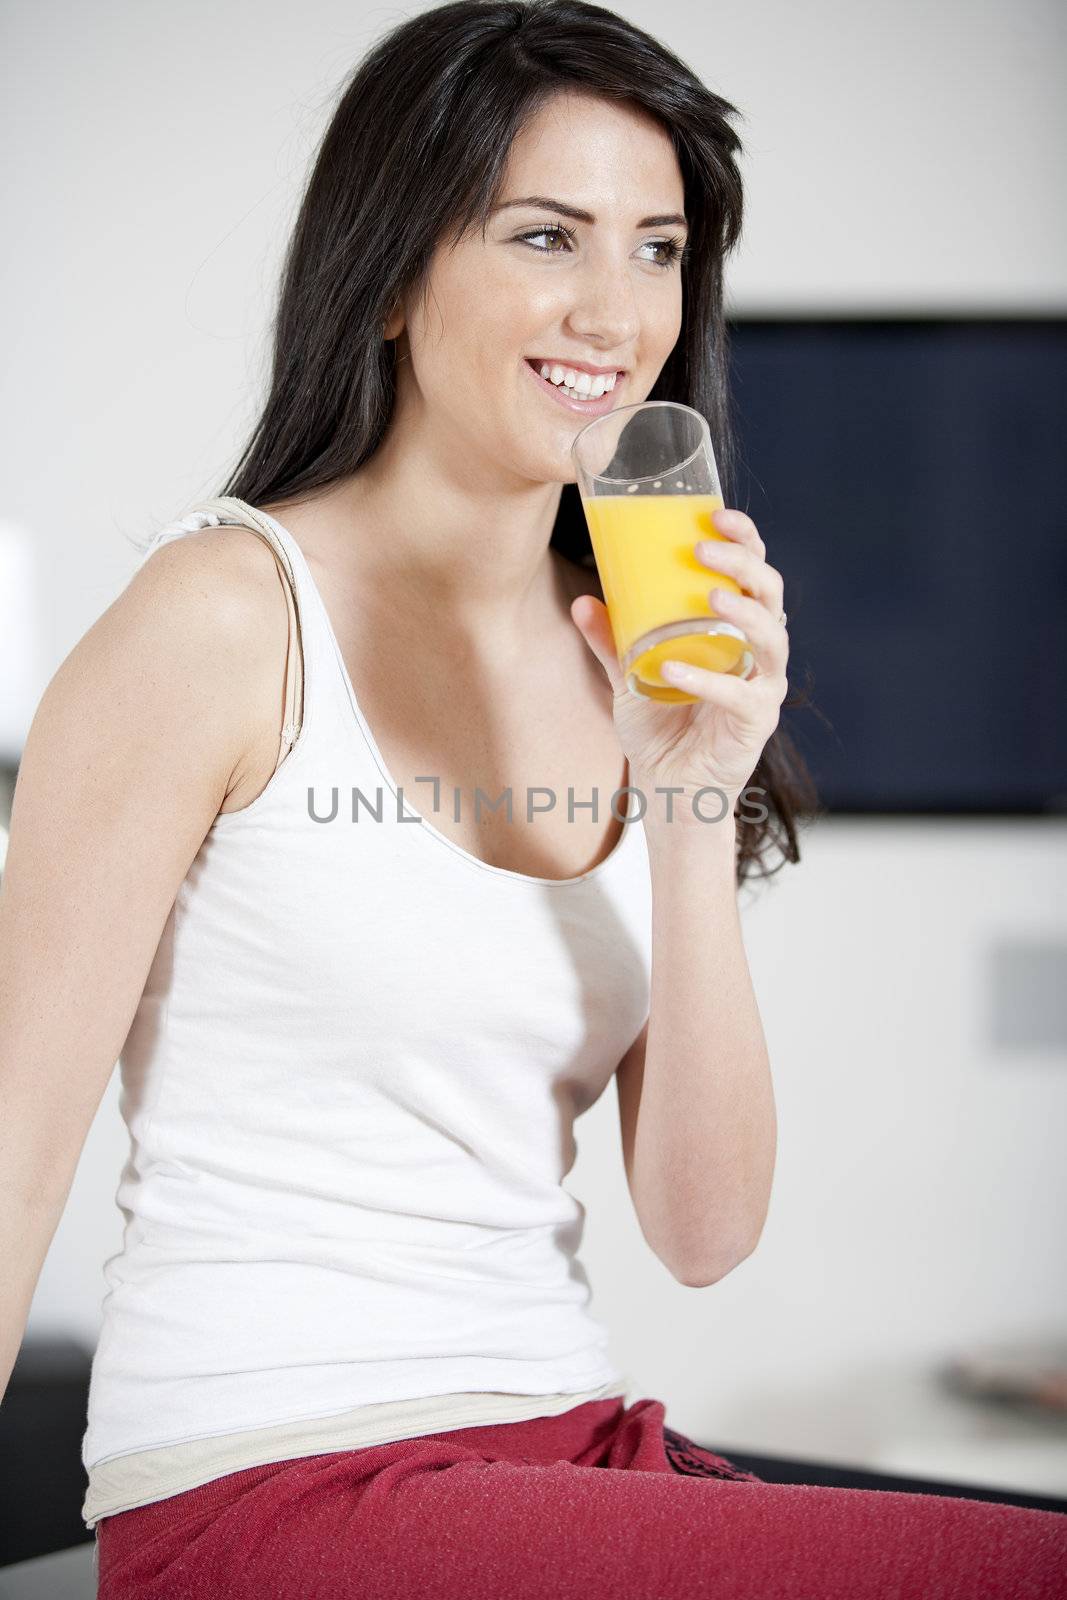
3, 2, 1063, 1595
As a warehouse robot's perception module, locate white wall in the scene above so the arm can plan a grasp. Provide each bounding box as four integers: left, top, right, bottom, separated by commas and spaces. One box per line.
3, 0, 1065, 672
6, 0, 1066, 1497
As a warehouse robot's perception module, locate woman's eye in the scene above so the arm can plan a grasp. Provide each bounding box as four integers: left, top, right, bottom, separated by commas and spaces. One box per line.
643, 239, 681, 268
520, 227, 571, 253
516, 227, 684, 270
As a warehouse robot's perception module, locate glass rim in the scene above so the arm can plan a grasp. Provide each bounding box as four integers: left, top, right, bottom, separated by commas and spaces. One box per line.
570, 399, 712, 486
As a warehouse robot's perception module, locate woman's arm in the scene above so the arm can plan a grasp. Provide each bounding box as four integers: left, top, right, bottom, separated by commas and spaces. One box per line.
0, 529, 292, 1401
615, 808, 777, 1287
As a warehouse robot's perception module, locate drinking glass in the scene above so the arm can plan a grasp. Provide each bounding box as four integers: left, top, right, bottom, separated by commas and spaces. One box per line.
571, 400, 753, 701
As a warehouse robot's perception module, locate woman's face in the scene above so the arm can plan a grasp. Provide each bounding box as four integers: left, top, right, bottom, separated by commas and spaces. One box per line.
386, 90, 688, 487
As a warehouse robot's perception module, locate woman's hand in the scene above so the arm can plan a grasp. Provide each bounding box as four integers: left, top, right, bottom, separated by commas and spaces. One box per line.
570, 508, 789, 814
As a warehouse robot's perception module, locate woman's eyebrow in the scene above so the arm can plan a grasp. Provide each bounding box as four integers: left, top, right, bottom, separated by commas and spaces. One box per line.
493, 196, 687, 229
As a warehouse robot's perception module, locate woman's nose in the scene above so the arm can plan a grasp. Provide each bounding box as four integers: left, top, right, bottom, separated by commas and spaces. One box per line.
564, 260, 641, 352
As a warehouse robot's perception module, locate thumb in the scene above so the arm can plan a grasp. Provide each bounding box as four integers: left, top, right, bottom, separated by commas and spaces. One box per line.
570, 594, 628, 698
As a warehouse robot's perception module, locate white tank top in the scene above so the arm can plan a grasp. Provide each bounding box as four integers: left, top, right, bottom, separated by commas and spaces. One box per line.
81, 499, 653, 1528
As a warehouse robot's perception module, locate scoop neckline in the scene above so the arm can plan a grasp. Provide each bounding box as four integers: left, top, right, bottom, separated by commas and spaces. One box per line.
255, 508, 640, 889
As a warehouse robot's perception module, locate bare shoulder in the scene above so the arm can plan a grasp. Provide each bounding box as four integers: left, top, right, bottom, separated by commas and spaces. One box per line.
39, 524, 289, 745
22, 522, 297, 839
128, 524, 293, 703
132, 522, 290, 619
131, 524, 296, 812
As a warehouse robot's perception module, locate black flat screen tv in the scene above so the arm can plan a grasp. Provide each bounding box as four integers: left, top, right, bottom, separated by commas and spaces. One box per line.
725, 317, 1066, 815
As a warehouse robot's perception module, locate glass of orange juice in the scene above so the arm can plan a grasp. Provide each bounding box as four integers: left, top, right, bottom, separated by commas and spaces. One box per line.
571, 400, 753, 702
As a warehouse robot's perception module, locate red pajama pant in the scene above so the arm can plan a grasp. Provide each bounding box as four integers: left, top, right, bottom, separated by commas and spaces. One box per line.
95, 1394, 1067, 1599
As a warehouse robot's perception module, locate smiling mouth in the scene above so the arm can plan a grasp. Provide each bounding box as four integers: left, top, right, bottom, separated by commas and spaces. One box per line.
527, 358, 627, 385
523, 358, 625, 401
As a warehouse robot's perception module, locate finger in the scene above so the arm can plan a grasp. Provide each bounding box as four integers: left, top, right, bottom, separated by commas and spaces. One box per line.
695, 541, 784, 615
709, 507, 766, 559
658, 656, 760, 710
708, 588, 789, 678
569, 594, 628, 698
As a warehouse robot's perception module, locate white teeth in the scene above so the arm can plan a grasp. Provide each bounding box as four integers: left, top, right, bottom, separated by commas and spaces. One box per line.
534, 362, 618, 399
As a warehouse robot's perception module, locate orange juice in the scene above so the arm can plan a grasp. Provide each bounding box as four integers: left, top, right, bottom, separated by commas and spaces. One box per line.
582, 492, 748, 701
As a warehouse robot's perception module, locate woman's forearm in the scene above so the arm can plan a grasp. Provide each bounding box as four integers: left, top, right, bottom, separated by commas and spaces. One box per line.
631, 802, 777, 1285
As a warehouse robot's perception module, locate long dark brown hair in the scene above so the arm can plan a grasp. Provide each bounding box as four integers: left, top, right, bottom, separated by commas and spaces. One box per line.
192, 0, 822, 880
